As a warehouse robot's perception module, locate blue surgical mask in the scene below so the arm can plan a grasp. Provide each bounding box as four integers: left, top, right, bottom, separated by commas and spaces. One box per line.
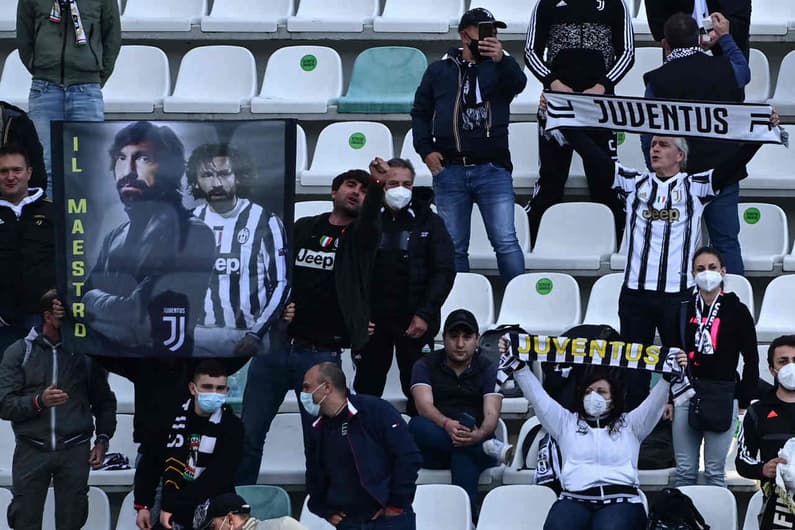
300, 384, 327, 417
196, 392, 226, 414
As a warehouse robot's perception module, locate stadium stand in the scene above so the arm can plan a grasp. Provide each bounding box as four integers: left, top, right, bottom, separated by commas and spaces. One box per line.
737, 203, 789, 271
743, 143, 795, 191
496, 272, 581, 336
102, 45, 170, 113
293, 200, 333, 222
477, 485, 558, 530
372, 0, 463, 33
87, 414, 137, 489
287, 0, 378, 33
469, 0, 532, 34
723, 273, 756, 317
785, 241, 795, 271
756, 275, 795, 341
200, 0, 294, 33
582, 272, 623, 329
299, 496, 335, 530
296, 123, 308, 180
502, 416, 542, 485
744, 490, 764, 530
615, 47, 661, 98
509, 67, 545, 115
678, 485, 739, 530
115, 491, 138, 530
469, 204, 531, 270
108, 373, 134, 414
412, 484, 472, 530
0, 50, 30, 110
121, 0, 205, 31
750, 0, 792, 36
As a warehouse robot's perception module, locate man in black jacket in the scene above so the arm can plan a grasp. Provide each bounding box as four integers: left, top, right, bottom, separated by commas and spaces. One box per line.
353, 157, 454, 415
0, 143, 54, 353
0, 102, 46, 192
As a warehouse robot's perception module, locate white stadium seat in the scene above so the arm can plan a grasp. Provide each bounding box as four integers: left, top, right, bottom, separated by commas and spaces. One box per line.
0, 421, 14, 486
469, 204, 531, 270
0, 50, 31, 110
296, 124, 308, 180
251, 46, 343, 114
616, 47, 661, 98
102, 46, 170, 113
582, 272, 623, 330
631, 0, 651, 34
610, 231, 628, 270
470, 0, 532, 33
744, 490, 764, 530
437, 273, 495, 341
769, 50, 795, 115
108, 373, 134, 414
743, 143, 795, 191
413, 484, 472, 530
121, 0, 205, 31
526, 202, 616, 270
115, 491, 138, 530
0, 488, 10, 530
509, 122, 539, 188
301, 122, 393, 187
503, 416, 542, 485
756, 275, 795, 342
510, 68, 544, 115
478, 485, 557, 530
677, 485, 738, 530
496, 273, 581, 336
617, 132, 649, 173
373, 0, 462, 33
0, 0, 16, 31
750, 0, 791, 36
747, 48, 772, 103
737, 203, 788, 271
88, 414, 137, 487
757, 344, 774, 386
294, 201, 332, 222
399, 130, 432, 187
287, 0, 378, 33
163, 46, 256, 113
723, 273, 755, 318
42, 487, 111, 530
201, 0, 293, 32
299, 496, 335, 530
257, 413, 305, 485
785, 240, 795, 272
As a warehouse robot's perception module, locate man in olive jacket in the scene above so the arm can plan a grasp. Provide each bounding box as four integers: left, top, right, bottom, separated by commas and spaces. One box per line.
16, 0, 121, 191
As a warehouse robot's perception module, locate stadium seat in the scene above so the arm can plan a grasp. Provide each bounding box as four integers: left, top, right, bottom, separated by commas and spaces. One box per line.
102, 46, 169, 113
287, 0, 378, 33
582, 272, 623, 329
201, 0, 293, 32
496, 272, 581, 336
399, 130, 432, 187
478, 485, 557, 530
503, 416, 542, 485
413, 484, 472, 530
257, 413, 305, 485
437, 273, 495, 341
301, 121, 393, 187
373, 0, 462, 33
737, 203, 788, 271
747, 48, 772, 103
616, 47, 661, 98
337, 47, 427, 113
470, 0, 531, 33
756, 275, 795, 342
0, 0, 16, 31
0, 50, 31, 110
723, 437, 758, 490
526, 202, 616, 270
88, 414, 137, 487
296, 124, 308, 180
121, 0, 205, 31
750, 0, 791, 35
677, 485, 738, 530
469, 204, 531, 270
235, 485, 291, 520
0, 421, 14, 486
0, 488, 9, 530
743, 143, 795, 191
757, 344, 774, 385
42, 487, 111, 530
631, 0, 651, 34
769, 50, 795, 115
744, 490, 763, 530
251, 46, 343, 114
163, 46, 256, 113
294, 200, 332, 221
509, 122, 539, 188
723, 273, 755, 318
299, 496, 335, 530
610, 231, 628, 270
785, 242, 795, 272
510, 67, 544, 115
617, 132, 649, 173
115, 491, 137, 530
108, 373, 134, 413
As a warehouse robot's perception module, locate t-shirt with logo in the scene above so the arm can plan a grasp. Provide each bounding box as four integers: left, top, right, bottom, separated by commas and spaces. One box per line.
289, 217, 348, 345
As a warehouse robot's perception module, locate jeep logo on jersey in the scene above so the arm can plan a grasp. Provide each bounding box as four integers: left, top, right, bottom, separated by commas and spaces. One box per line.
642, 208, 681, 222
215, 257, 241, 273
295, 248, 336, 270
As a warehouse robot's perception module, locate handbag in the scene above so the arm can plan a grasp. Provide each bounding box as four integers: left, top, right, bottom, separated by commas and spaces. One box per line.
687, 378, 736, 433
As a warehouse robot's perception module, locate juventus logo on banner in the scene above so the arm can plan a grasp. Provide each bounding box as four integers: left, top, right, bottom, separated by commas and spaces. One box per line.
163, 309, 187, 352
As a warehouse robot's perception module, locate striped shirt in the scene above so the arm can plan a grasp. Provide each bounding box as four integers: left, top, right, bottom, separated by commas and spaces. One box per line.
194, 198, 289, 335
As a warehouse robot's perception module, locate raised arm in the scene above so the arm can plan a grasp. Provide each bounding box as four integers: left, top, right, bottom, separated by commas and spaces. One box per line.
626, 377, 670, 439
513, 365, 572, 442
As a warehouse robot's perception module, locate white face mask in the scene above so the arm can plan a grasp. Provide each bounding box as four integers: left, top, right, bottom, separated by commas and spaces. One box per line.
384, 186, 412, 210
694, 270, 723, 293
583, 391, 611, 418
778, 363, 795, 391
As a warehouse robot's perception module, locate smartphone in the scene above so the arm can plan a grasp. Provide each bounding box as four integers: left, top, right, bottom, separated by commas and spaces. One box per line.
459, 412, 477, 431
701, 16, 714, 31
478, 21, 496, 41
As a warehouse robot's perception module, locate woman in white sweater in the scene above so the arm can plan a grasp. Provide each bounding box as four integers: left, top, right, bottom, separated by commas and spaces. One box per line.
500, 340, 686, 530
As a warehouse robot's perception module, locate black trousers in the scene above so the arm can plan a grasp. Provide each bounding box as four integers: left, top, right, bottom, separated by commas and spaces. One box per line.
618, 287, 690, 411
352, 314, 431, 416
527, 128, 624, 247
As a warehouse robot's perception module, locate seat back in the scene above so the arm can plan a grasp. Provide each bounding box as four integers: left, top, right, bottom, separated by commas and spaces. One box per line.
478, 485, 557, 530
772, 50, 795, 103
616, 47, 661, 97
747, 48, 771, 102
722, 273, 755, 317
261, 46, 343, 101
757, 344, 774, 386
172, 46, 256, 101
299, 496, 335, 530
677, 485, 738, 530
0, 488, 11, 530
235, 485, 291, 520
508, 122, 540, 184
469, 0, 532, 32
496, 273, 581, 335
123, 0, 205, 20
510, 67, 545, 113
108, 373, 135, 413
294, 201, 332, 222
342, 47, 427, 105
209, 0, 293, 18
102, 46, 170, 109
757, 275, 795, 338
115, 491, 138, 530
381, 0, 461, 21
582, 272, 623, 329
43, 487, 111, 530
307, 121, 394, 175
294, 0, 377, 18
0, 50, 31, 109
533, 202, 616, 257
509, 417, 542, 471
743, 489, 763, 530
108, 414, 138, 464
616, 132, 648, 173
438, 273, 495, 339
738, 203, 789, 260
413, 484, 472, 530
399, 130, 432, 185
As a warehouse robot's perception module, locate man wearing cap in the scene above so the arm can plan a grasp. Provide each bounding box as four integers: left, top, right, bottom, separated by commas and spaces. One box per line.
195, 492, 306, 530
408, 309, 510, 515
411, 8, 527, 286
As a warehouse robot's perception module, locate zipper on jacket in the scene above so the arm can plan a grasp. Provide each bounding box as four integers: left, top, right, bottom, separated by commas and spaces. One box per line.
50, 345, 58, 451
452, 65, 463, 153
346, 423, 385, 509
59, 3, 67, 86
486, 102, 492, 138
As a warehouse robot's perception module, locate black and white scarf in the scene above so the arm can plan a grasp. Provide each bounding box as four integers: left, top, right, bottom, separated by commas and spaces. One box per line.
665, 47, 704, 63
49, 0, 87, 46
163, 398, 223, 491
694, 293, 722, 356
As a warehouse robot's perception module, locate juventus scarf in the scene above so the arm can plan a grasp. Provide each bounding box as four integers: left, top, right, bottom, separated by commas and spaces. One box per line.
501, 332, 695, 405
49, 0, 87, 46
163, 398, 223, 491
761, 482, 795, 530
544, 93, 787, 145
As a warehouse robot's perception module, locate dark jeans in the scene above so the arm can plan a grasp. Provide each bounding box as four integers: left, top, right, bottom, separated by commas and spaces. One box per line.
703, 182, 743, 275
235, 339, 341, 485
618, 287, 689, 410
528, 128, 624, 247
408, 416, 495, 514
336, 510, 416, 530
353, 315, 429, 415
543, 499, 647, 530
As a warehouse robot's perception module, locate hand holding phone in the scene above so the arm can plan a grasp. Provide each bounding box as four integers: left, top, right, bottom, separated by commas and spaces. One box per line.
458, 412, 477, 431
478, 21, 495, 41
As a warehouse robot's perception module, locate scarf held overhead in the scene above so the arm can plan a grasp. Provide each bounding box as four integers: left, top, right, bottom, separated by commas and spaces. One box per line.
502, 332, 694, 405
544, 92, 786, 145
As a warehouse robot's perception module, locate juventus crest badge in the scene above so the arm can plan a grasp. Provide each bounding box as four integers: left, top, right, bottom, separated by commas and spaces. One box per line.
596, 0, 605, 10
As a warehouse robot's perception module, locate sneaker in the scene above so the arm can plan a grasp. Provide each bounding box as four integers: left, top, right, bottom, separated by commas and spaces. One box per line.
482, 439, 513, 464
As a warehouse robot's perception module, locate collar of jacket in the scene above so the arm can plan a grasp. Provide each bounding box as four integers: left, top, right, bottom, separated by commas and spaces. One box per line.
26, 326, 62, 350
0, 188, 44, 218
311, 397, 359, 428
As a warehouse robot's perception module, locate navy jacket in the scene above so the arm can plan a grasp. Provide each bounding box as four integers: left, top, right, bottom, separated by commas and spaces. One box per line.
411, 48, 526, 165
306, 394, 421, 518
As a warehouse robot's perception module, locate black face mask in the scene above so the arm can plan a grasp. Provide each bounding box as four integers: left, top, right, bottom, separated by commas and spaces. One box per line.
468, 39, 483, 62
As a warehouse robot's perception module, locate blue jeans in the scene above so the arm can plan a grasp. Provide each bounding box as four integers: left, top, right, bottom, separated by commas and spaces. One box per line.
432, 163, 524, 284
235, 339, 341, 485
543, 499, 647, 530
408, 416, 495, 514
672, 400, 739, 486
28, 79, 104, 195
703, 182, 743, 275
336, 510, 416, 530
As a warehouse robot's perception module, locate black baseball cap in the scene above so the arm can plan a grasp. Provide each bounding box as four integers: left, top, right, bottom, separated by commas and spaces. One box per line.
444, 309, 479, 334
458, 8, 507, 32
197, 493, 251, 529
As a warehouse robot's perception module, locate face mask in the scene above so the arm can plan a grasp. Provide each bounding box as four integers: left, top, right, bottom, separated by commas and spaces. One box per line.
196, 392, 226, 414
694, 270, 723, 293
384, 186, 412, 210
468, 39, 482, 61
300, 384, 327, 417
583, 391, 611, 418
778, 363, 795, 391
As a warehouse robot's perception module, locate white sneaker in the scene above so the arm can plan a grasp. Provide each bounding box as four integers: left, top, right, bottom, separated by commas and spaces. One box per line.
482, 439, 513, 464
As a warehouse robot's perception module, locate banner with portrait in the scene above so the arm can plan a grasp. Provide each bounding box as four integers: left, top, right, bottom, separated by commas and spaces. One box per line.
53, 120, 296, 358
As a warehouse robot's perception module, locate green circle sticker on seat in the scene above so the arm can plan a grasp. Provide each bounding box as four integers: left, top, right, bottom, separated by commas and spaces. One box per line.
743, 207, 761, 224
617, 131, 626, 145
349, 133, 366, 149
536, 278, 553, 295
300, 55, 317, 71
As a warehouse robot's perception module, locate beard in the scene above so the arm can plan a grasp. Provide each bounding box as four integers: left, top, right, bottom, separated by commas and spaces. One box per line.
205, 186, 235, 203
116, 175, 161, 204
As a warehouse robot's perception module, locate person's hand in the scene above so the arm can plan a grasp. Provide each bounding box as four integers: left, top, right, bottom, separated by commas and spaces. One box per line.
234, 334, 265, 357
676, 350, 688, 367
88, 442, 107, 469
711, 12, 730, 38
450, 423, 476, 447
539, 93, 548, 112
135, 508, 152, 530
763, 457, 787, 478
478, 37, 504, 63
282, 302, 295, 322
498, 337, 509, 354
455, 427, 484, 447
51, 298, 65, 320
772, 109, 781, 128
159, 510, 173, 529
405, 315, 428, 339
327, 512, 346, 525
369, 157, 389, 179
424, 152, 444, 176
40, 384, 69, 407
582, 83, 606, 95
549, 80, 574, 93
368, 321, 375, 336
663, 404, 674, 421
443, 418, 462, 439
